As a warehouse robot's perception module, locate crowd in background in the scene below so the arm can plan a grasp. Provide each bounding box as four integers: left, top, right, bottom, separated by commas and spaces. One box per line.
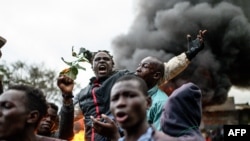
0, 30, 219, 141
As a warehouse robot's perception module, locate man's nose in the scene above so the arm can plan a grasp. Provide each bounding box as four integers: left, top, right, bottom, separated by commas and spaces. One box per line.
99, 58, 107, 62
116, 97, 126, 107
136, 66, 141, 72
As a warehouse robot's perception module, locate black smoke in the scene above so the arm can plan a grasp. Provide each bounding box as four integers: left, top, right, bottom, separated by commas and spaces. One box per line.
111, 0, 250, 107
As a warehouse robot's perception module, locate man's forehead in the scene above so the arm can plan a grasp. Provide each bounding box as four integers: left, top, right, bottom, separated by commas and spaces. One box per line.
47, 108, 58, 115
112, 80, 140, 92
95, 52, 110, 57
140, 60, 157, 70
0, 90, 26, 102
141, 57, 157, 64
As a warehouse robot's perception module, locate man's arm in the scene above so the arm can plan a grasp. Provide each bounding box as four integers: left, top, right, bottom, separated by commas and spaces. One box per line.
58, 98, 74, 140
163, 53, 190, 82
56, 75, 75, 140
163, 30, 206, 83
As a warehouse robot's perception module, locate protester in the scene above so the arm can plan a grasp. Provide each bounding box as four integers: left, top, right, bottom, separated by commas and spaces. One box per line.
37, 102, 59, 138
160, 82, 205, 141
135, 56, 168, 130
142, 30, 206, 130
91, 29, 206, 132
92, 77, 205, 141
57, 30, 206, 140
0, 84, 65, 141
108, 75, 182, 141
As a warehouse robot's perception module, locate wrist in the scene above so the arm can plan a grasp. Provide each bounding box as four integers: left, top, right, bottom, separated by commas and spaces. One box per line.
62, 99, 74, 112
63, 98, 73, 106
185, 51, 193, 61
62, 93, 74, 99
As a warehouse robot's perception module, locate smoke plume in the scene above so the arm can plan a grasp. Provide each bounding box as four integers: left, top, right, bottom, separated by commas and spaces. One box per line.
111, 0, 250, 106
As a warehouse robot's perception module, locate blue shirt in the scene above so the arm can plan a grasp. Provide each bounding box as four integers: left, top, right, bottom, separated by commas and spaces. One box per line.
118, 127, 154, 141
147, 85, 168, 130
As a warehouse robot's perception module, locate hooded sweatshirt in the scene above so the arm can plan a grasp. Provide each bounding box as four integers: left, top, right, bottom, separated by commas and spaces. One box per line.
160, 82, 204, 141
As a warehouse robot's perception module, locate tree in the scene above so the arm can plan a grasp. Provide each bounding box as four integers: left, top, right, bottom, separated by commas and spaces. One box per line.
0, 61, 66, 107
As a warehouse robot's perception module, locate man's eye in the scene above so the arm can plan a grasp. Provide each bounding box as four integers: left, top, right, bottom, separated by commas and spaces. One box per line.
111, 96, 118, 101
124, 92, 136, 98
1, 102, 13, 109
142, 64, 149, 68
94, 58, 100, 61
103, 57, 110, 61
128, 94, 136, 98
140, 63, 147, 68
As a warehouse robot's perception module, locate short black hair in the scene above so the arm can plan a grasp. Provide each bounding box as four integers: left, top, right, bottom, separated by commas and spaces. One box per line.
47, 102, 58, 113
91, 50, 115, 66
150, 56, 165, 83
8, 84, 47, 126
114, 75, 149, 96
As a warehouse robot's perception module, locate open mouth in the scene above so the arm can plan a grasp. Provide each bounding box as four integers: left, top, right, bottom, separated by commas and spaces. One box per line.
98, 65, 107, 74
115, 112, 128, 123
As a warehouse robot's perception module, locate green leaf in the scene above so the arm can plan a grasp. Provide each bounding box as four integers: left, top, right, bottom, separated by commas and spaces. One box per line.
64, 67, 78, 80
60, 47, 91, 80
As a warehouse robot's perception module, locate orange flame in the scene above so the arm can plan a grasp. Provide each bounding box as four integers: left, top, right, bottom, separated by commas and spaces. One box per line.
159, 81, 176, 96
71, 130, 85, 141
71, 119, 85, 141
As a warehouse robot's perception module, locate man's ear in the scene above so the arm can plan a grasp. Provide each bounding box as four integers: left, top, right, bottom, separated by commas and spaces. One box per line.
27, 110, 40, 124
146, 96, 152, 110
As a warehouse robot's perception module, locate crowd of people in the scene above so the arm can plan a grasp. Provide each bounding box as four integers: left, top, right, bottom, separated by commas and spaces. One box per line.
0, 30, 209, 141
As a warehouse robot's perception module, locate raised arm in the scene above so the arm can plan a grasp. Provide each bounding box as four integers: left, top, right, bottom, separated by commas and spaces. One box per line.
163, 30, 207, 83
57, 75, 75, 140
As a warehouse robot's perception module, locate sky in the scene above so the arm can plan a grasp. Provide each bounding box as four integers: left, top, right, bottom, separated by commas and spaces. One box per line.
0, 0, 136, 87
0, 0, 249, 104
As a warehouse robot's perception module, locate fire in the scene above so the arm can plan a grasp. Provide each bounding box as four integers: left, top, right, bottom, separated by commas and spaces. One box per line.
159, 81, 176, 96
71, 119, 85, 141
72, 130, 85, 141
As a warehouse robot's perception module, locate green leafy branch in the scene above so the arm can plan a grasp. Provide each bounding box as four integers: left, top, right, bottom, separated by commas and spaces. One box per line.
60, 47, 92, 80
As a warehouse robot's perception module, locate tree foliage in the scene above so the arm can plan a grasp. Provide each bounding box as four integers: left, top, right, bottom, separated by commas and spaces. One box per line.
0, 60, 63, 107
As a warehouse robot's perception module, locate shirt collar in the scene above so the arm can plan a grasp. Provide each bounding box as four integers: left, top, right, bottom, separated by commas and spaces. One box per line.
147, 85, 158, 96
